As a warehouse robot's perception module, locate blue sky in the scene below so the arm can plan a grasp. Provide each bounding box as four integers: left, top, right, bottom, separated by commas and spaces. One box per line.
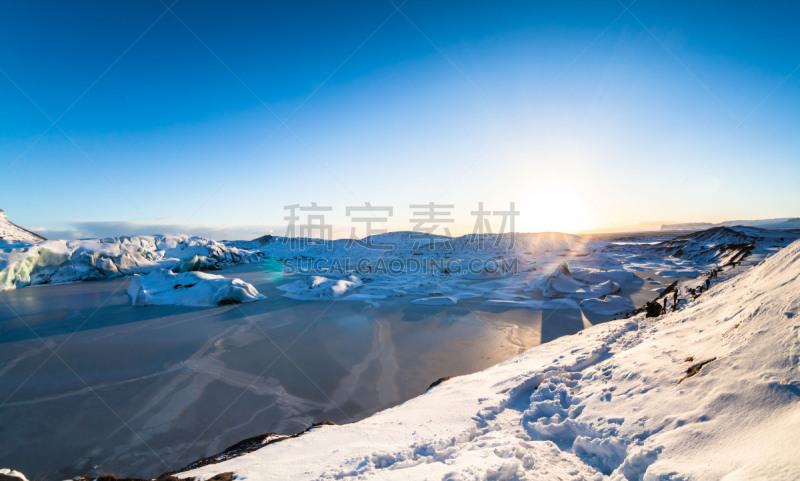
1, 0, 799, 239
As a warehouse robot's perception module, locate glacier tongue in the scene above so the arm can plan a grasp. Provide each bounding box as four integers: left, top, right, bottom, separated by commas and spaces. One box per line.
0, 234, 262, 291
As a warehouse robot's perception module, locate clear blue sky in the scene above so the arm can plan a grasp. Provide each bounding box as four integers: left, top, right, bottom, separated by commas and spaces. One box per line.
1, 0, 799, 239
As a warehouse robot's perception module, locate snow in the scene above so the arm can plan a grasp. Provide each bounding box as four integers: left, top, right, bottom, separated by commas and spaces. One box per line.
481, 298, 580, 309
0, 234, 262, 291
180, 238, 800, 481
251, 232, 629, 309
236, 227, 800, 313
653, 225, 798, 266
536, 262, 620, 299
0, 469, 29, 481
127, 270, 264, 307
5, 227, 795, 315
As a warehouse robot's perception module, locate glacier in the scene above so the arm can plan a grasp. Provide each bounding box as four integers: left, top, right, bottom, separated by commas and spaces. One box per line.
0, 234, 262, 291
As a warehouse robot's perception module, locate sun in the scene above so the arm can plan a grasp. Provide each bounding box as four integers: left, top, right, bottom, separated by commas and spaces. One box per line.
519, 186, 596, 234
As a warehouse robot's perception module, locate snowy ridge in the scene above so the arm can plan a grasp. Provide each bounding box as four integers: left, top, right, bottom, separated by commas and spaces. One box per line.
661, 217, 800, 231
0, 235, 262, 291
0, 209, 44, 243
653, 225, 800, 266
180, 239, 800, 480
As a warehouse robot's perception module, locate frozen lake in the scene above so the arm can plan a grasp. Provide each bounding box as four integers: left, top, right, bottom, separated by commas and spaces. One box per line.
0, 261, 673, 479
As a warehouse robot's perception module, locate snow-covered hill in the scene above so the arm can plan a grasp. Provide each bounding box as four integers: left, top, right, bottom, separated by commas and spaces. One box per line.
0, 209, 44, 243
661, 217, 800, 231
179, 239, 800, 480
653, 225, 799, 266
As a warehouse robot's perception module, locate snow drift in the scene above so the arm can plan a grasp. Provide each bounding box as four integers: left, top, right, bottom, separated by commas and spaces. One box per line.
127, 270, 264, 307
180, 239, 800, 480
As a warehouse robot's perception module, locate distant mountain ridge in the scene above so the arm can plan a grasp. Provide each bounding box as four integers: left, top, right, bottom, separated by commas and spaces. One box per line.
661, 217, 800, 231
0, 209, 45, 242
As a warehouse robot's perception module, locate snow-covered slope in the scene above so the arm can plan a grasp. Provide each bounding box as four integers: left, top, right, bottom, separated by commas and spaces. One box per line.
654, 225, 800, 266
180, 239, 800, 480
0, 209, 44, 243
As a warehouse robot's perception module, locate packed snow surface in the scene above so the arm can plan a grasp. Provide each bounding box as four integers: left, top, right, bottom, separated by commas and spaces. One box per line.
127, 270, 264, 307
0, 234, 261, 291
181, 239, 800, 480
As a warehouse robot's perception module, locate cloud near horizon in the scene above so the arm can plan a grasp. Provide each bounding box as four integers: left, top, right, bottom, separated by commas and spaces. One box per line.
29, 221, 285, 242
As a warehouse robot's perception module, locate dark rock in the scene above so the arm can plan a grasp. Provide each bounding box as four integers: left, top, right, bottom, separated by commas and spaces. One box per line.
425, 376, 454, 393
645, 301, 663, 318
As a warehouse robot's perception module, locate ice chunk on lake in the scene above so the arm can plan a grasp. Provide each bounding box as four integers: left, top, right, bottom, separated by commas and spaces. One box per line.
411, 296, 458, 306
127, 270, 264, 307
0, 234, 262, 291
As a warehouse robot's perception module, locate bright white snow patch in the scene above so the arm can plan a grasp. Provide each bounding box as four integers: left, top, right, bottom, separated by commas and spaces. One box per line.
180, 239, 800, 481
127, 270, 264, 307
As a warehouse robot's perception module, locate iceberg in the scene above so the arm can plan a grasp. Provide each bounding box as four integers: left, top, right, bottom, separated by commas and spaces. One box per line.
127, 270, 264, 307
537, 261, 620, 299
